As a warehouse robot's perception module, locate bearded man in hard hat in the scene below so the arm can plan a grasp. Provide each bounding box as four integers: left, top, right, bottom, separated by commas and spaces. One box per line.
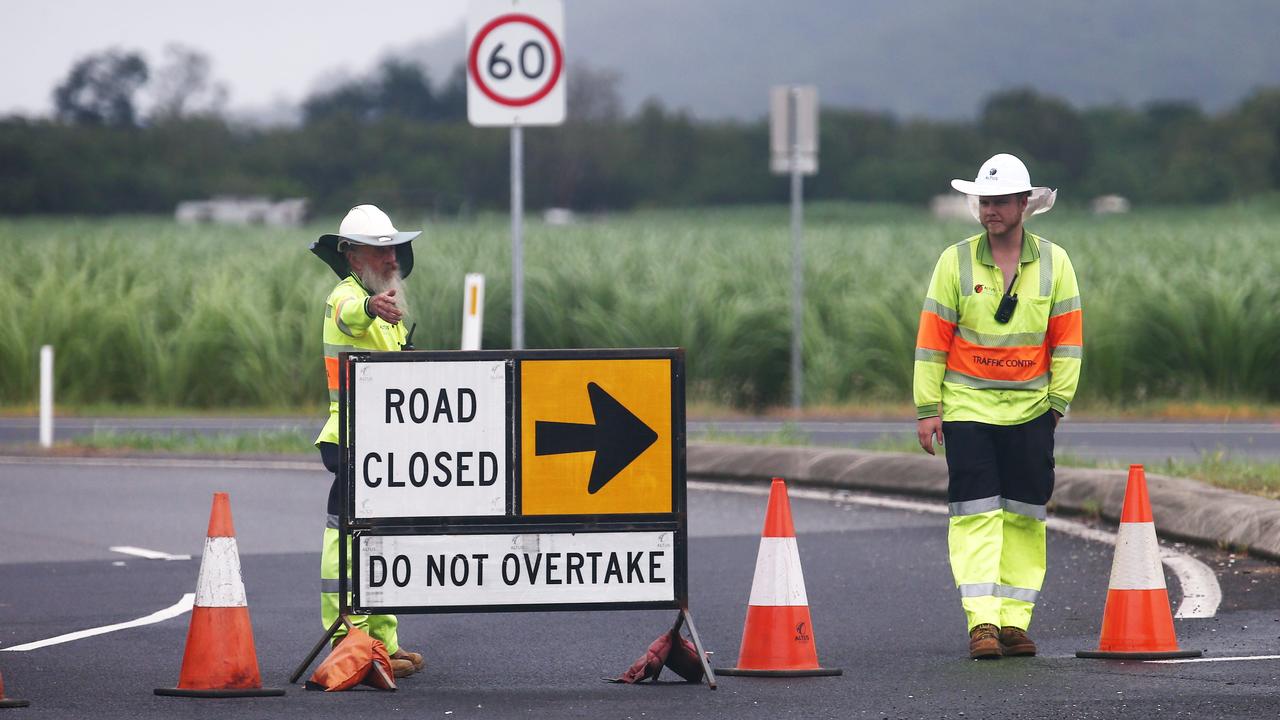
913, 154, 1083, 659
310, 204, 425, 678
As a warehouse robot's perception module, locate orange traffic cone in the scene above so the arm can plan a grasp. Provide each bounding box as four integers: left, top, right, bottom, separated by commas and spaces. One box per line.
1077, 465, 1202, 660
155, 493, 286, 697
718, 478, 841, 677
0, 668, 30, 709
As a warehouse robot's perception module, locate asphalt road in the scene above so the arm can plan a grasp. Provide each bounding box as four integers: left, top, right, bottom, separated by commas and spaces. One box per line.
3, 416, 1279, 462
2, 458, 1279, 718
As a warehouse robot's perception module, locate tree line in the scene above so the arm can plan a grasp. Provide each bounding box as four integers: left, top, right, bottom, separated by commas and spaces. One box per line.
2, 48, 1278, 216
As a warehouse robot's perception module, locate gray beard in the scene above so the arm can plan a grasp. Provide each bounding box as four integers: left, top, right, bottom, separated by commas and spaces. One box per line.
358, 267, 407, 311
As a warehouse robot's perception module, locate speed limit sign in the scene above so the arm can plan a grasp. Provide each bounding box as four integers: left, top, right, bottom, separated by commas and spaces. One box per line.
467, 0, 566, 126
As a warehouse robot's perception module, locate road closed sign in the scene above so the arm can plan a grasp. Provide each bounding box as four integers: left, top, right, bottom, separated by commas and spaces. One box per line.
467, 0, 566, 126
339, 349, 686, 616
352, 359, 510, 519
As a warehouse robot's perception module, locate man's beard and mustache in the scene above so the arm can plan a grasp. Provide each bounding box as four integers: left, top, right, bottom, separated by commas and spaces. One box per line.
357, 264, 408, 312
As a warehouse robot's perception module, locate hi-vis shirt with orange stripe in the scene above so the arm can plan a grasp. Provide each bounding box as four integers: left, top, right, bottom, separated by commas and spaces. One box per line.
314, 275, 407, 446
913, 231, 1082, 425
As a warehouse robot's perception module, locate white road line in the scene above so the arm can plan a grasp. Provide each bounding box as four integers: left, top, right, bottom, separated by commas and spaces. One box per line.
109, 546, 192, 561
1, 594, 194, 652
1146, 655, 1280, 664
690, 480, 1222, 619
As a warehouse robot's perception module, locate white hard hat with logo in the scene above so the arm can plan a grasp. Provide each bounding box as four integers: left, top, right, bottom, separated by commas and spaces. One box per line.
950, 153, 1057, 223
310, 204, 422, 279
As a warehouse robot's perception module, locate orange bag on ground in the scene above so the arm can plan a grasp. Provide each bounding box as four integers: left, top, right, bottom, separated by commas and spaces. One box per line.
305, 626, 396, 691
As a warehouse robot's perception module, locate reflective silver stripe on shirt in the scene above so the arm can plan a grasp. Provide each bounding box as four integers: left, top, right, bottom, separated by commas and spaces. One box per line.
324, 342, 361, 357
916, 348, 948, 363
956, 327, 1046, 348
949, 495, 1002, 517
958, 582, 1040, 604
326, 513, 340, 529
321, 578, 341, 594
1052, 345, 1083, 358
1038, 239, 1053, 296
1002, 498, 1047, 521
922, 298, 958, 323
957, 242, 974, 296
944, 369, 1050, 390
1051, 295, 1081, 316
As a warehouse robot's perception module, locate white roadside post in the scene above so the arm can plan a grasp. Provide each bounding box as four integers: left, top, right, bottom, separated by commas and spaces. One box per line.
770, 86, 819, 413
39, 345, 54, 448
467, 0, 566, 350
461, 273, 487, 350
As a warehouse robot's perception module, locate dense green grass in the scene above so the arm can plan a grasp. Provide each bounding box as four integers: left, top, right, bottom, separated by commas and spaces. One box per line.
3, 200, 1279, 410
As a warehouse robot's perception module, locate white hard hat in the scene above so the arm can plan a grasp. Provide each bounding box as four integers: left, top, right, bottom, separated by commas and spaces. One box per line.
950, 153, 1057, 222
310, 204, 422, 279
333, 204, 420, 247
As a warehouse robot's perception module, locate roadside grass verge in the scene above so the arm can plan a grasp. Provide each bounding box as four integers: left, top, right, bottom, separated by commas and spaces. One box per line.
67, 429, 314, 455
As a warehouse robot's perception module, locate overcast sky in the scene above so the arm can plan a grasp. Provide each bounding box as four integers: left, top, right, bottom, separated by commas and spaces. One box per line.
2, 0, 467, 117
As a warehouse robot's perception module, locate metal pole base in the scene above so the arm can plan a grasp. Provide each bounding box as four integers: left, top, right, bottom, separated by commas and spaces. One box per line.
154, 687, 286, 698
0, 698, 31, 708
1076, 648, 1202, 660
717, 666, 842, 677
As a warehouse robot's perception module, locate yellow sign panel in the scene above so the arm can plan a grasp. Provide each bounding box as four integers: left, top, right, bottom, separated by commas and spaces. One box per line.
521, 359, 672, 515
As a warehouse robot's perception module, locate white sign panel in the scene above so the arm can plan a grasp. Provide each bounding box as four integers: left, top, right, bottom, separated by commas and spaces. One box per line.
770, 85, 818, 175
353, 360, 507, 518
357, 531, 675, 608
467, 0, 566, 126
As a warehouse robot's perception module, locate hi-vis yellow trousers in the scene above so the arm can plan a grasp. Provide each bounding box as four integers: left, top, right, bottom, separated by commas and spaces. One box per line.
942, 412, 1055, 631
321, 521, 400, 654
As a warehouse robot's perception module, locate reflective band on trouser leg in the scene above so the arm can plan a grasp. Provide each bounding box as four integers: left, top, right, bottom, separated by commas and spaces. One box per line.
998, 508, 1047, 630
321, 527, 400, 654
948, 509, 1003, 629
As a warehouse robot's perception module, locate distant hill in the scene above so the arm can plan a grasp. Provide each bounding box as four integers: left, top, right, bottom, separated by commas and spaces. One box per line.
407, 0, 1280, 120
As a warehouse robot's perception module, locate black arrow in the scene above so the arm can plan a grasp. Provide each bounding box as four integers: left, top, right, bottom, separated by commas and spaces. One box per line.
535, 382, 659, 494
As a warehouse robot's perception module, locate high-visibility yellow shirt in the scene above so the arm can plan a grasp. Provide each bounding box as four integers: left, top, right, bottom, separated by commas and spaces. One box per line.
314, 275, 407, 446
913, 230, 1082, 425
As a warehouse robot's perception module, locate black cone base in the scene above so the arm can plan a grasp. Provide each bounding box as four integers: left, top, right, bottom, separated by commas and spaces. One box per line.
716, 667, 842, 677
1076, 649, 1202, 660
0, 698, 32, 708
154, 687, 286, 698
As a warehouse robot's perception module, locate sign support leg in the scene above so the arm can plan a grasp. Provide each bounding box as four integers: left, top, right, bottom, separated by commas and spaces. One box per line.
288, 616, 345, 684
681, 607, 718, 690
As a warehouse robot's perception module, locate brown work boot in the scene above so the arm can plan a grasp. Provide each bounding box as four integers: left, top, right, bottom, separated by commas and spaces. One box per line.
999, 626, 1037, 656
389, 657, 418, 678
393, 648, 426, 672
968, 623, 1002, 659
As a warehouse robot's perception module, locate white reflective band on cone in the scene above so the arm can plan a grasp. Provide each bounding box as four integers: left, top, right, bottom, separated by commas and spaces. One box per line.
1108, 522, 1168, 590
747, 537, 809, 606
194, 537, 248, 607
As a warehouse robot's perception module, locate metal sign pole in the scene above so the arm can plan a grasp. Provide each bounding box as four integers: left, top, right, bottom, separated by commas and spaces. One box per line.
789, 90, 804, 413
511, 123, 525, 350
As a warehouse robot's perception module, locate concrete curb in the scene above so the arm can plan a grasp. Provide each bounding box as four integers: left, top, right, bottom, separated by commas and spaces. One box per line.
688, 442, 1280, 561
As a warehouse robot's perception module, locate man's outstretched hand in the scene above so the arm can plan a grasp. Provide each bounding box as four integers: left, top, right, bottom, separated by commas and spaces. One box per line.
368, 289, 403, 324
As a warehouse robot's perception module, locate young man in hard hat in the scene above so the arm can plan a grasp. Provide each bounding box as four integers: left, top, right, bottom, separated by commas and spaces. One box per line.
310, 204, 425, 678
913, 154, 1083, 659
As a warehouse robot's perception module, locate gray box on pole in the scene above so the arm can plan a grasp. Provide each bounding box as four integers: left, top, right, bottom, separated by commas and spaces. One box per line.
770, 86, 818, 175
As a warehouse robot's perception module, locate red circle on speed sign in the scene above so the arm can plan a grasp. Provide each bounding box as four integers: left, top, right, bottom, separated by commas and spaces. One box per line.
468, 14, 564, 107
